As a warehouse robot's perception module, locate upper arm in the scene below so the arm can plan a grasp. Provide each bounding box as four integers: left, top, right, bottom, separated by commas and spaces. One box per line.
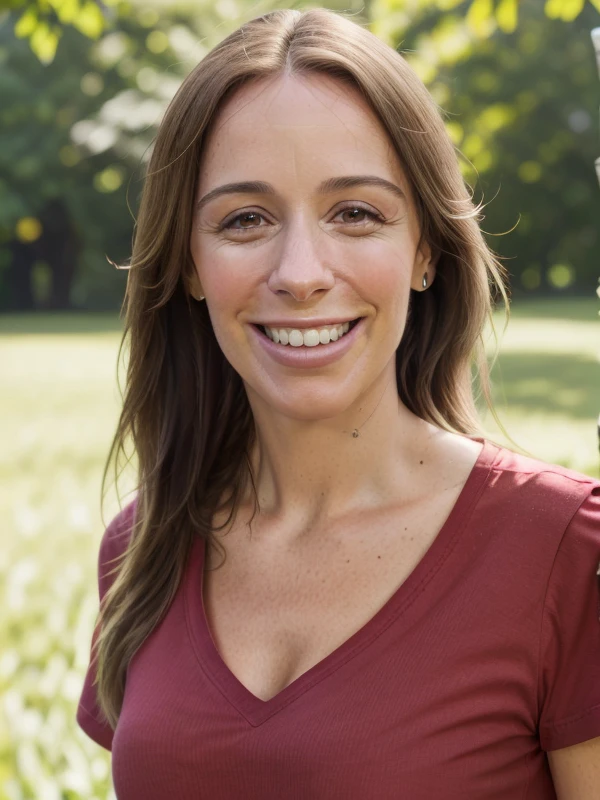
75, 498, 138, 749
548, 736, 600, 799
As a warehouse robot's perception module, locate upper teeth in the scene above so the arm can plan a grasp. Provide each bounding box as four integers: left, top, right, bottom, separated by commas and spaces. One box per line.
264, 321, 351, 347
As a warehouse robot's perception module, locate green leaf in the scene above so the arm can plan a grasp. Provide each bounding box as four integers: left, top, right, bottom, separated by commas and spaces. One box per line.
560, 0, 585, 20
544, 0, 585, 19
544, 0, 561, 17
478, 103, 517, 132
51, 0, 82, 25
73, 1, 105, 39
14, 8, 38, 39
496, 0, 518, 33
29, 22, 60, 64
466, 0, 495, 39
437, 0, 466, 8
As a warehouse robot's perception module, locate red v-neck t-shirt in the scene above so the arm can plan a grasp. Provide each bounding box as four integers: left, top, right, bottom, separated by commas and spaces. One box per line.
76, 438, 600, 799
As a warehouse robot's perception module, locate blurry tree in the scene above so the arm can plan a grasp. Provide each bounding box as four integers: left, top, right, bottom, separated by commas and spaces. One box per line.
4, 0, 115, 64
372, 0, 600, 295
0, 0, 368, 310
7, 0, 600, 66
0, 2, 160, 309
1, 0, 599, 309
0, 0, 377, 310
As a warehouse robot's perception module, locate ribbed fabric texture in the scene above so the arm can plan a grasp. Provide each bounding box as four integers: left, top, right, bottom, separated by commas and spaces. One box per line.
76, 438, 600, 799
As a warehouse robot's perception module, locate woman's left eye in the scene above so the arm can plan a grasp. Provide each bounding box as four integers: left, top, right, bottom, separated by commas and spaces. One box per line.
334, 206, 384, 225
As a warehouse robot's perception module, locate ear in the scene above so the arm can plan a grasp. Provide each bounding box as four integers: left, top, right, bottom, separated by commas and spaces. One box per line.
410, 237, 438, 292
184, 268, 205, 302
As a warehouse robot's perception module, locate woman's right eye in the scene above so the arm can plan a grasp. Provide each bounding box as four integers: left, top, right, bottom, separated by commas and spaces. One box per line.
221, 211, 269, 232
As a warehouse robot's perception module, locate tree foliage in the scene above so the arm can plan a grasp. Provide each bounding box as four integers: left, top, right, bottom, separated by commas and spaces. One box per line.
6, 0, 600, 64
371, 0, 600, 294
5, 0, 113, 64
1, 0, 599, 309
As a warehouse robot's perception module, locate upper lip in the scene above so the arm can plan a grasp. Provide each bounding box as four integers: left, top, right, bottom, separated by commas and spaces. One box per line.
253, 317, 362, 329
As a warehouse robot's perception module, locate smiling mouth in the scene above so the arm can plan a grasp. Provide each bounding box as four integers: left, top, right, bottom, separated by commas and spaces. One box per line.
254, 317, 363, 347
252, 317, 362, 336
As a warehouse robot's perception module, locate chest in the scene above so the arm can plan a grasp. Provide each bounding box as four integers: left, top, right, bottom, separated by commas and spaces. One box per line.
202, 483, 467, 703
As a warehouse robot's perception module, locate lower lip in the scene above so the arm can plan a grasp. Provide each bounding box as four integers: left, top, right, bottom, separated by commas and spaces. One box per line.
250, 319, 365, 369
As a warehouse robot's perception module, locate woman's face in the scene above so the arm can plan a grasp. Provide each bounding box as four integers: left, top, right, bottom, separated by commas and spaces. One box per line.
189, 72, 435, 422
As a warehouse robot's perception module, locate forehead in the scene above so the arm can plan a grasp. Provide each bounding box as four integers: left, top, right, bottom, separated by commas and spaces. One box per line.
199, 72, 407, 188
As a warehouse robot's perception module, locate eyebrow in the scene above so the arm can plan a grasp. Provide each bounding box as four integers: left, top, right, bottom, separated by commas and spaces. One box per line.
195, 175, 406, 212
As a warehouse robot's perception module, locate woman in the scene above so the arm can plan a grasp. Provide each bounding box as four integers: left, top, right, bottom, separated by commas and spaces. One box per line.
76, 8, 600, 798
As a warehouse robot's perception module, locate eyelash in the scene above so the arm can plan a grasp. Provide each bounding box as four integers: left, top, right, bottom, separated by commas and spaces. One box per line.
220, 205, 385, 233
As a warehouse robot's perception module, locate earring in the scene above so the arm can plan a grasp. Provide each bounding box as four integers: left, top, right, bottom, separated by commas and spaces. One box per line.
422, 272, 428, 289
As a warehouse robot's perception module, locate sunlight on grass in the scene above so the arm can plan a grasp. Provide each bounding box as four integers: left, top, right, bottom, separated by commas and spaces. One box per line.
1, 299, 598, 798
1, 318, 129, 800
479, 299, 599, 476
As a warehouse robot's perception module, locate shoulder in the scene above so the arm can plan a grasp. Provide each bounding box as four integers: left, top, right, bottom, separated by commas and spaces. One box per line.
470, 440, 600, 570
486, 440, 600, 512
101, 496, 138, 548
97, 496, 139, 596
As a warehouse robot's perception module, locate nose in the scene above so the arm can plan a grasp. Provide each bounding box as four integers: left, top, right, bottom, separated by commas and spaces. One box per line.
266, 212, 336, 302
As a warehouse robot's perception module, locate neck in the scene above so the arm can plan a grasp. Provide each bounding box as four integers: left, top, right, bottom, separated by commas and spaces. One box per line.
241, 368, 440, 537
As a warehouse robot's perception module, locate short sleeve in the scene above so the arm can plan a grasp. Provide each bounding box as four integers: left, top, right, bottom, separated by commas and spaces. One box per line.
76, 498, 137, 751
538, 482, 600, 751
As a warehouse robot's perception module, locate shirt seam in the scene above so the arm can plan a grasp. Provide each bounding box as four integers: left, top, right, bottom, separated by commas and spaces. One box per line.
78, 701, 106, 726
493, 468, 596, 487
539, 699, 600, 733
79, 703, 100, 722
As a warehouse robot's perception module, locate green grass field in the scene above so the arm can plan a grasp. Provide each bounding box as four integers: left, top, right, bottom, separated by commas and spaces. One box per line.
480, 298, 599, 477
1, 298, 598, 799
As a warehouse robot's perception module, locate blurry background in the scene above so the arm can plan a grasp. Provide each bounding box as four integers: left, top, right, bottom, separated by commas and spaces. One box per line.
1, 0, 599, 797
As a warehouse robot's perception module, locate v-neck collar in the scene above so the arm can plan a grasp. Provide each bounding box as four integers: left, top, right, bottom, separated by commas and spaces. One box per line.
184, 436, 500, 727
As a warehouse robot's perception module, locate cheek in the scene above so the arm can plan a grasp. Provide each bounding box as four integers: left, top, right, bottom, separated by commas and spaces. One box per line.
191, 242, 256, 361
356, 247, 412, 309
190, 241, 241, 318
203, 298, 250, 379
191, 232, 262, 295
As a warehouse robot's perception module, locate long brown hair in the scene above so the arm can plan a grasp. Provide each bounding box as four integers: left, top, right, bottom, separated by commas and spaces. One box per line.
93, 7, 511, 729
